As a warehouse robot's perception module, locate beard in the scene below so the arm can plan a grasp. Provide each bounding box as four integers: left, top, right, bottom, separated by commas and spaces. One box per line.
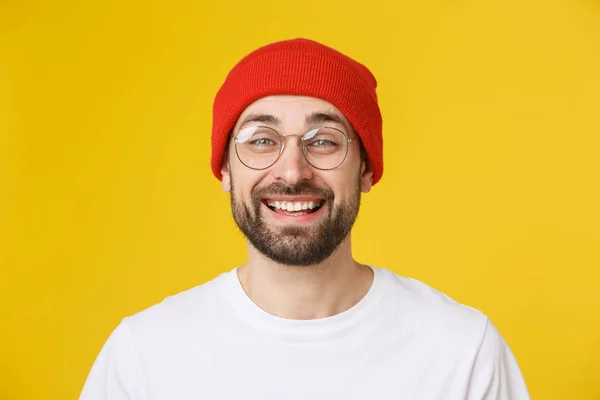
230, 176, 362, 266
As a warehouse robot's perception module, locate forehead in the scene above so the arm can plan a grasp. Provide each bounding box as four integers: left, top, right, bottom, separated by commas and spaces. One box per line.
236, 95, 350, 127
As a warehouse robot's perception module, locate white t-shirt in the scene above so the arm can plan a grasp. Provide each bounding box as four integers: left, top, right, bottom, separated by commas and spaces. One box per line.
80, 266, 530, 399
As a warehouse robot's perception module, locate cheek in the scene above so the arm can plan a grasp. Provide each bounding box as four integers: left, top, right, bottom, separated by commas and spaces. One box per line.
316, 172, 358, 204
230, 163, 268, 202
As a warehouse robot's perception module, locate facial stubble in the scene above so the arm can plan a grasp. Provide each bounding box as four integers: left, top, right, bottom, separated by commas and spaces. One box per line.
230, 175, 362, 266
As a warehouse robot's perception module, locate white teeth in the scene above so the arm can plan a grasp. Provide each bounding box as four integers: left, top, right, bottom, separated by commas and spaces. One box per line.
286, 211, 307, 216
267, 200, 322, 211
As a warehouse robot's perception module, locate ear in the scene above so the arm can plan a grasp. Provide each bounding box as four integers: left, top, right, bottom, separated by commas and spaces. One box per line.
359, 157, 373, 193
221, 155, 231, 193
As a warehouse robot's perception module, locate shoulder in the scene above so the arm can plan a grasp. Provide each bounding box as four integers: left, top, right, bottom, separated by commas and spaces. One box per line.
123, 270, 232, 341
378, 269, 530, 398
383, 268, 488, 326
379, 268, 489, 348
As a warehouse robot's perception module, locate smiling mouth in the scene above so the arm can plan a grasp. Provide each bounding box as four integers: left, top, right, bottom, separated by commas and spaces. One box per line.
263, 199, 324, 216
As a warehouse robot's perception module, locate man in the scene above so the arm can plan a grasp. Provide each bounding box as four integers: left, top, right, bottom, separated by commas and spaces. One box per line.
80, 38, 530, 399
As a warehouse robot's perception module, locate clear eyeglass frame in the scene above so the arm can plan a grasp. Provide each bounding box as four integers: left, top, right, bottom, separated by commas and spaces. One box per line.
230, 125, 357, 171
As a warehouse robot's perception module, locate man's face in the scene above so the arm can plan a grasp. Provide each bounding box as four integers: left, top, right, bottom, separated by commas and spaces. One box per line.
221, 96, 373, 266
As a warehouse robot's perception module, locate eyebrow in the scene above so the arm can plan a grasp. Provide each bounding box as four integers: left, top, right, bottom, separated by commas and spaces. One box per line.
239, 114, 282, 127
305, 112, 347, 129
238, 111, 349, 131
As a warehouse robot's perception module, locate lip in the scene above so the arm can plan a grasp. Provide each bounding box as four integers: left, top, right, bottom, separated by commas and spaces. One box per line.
262, 200, 326, 224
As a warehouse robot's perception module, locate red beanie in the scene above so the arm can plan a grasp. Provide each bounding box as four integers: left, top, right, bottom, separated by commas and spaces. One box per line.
211, 38, 384, 185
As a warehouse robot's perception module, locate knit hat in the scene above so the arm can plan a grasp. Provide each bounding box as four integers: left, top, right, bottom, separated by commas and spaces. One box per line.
211, 38, 384, 185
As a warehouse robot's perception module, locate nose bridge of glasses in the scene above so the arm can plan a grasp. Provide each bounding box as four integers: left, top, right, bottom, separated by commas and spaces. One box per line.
278, 133, 309, 166
280, 133, 305, 148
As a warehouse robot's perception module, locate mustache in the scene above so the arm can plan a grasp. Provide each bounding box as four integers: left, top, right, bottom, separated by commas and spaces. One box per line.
252, 181, 334, 201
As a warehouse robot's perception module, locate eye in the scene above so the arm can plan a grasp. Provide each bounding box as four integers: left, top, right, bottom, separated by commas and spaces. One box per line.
250, 138, 277, 146
303, 127, 345, 152
311, 139, 337, 148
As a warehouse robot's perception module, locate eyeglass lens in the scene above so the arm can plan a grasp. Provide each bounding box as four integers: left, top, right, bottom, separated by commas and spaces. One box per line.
234, 126, 349, 170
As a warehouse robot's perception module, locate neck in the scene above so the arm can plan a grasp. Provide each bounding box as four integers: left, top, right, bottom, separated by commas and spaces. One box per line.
237, 236, 374, 320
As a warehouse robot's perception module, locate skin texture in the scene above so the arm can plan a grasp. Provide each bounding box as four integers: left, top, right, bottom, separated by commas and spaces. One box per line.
221, 95, 375, 320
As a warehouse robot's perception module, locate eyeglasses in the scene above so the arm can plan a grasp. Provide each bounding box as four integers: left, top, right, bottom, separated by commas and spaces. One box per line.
232, 125, 356, 170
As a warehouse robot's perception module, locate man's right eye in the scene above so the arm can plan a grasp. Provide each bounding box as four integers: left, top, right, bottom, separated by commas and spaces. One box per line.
250, 138, 276, 146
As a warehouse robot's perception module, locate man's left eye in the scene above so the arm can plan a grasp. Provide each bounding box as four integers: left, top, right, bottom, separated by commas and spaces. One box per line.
312, 140, 335, 147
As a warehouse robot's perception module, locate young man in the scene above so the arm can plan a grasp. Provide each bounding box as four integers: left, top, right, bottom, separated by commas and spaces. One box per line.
80, 38, 530, 399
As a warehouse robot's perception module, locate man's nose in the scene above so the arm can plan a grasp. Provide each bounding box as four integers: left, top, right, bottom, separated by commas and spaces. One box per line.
270, 136, 314, 184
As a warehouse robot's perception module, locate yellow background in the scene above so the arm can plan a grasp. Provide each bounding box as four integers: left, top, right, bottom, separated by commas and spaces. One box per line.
1, 0, 599, 398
